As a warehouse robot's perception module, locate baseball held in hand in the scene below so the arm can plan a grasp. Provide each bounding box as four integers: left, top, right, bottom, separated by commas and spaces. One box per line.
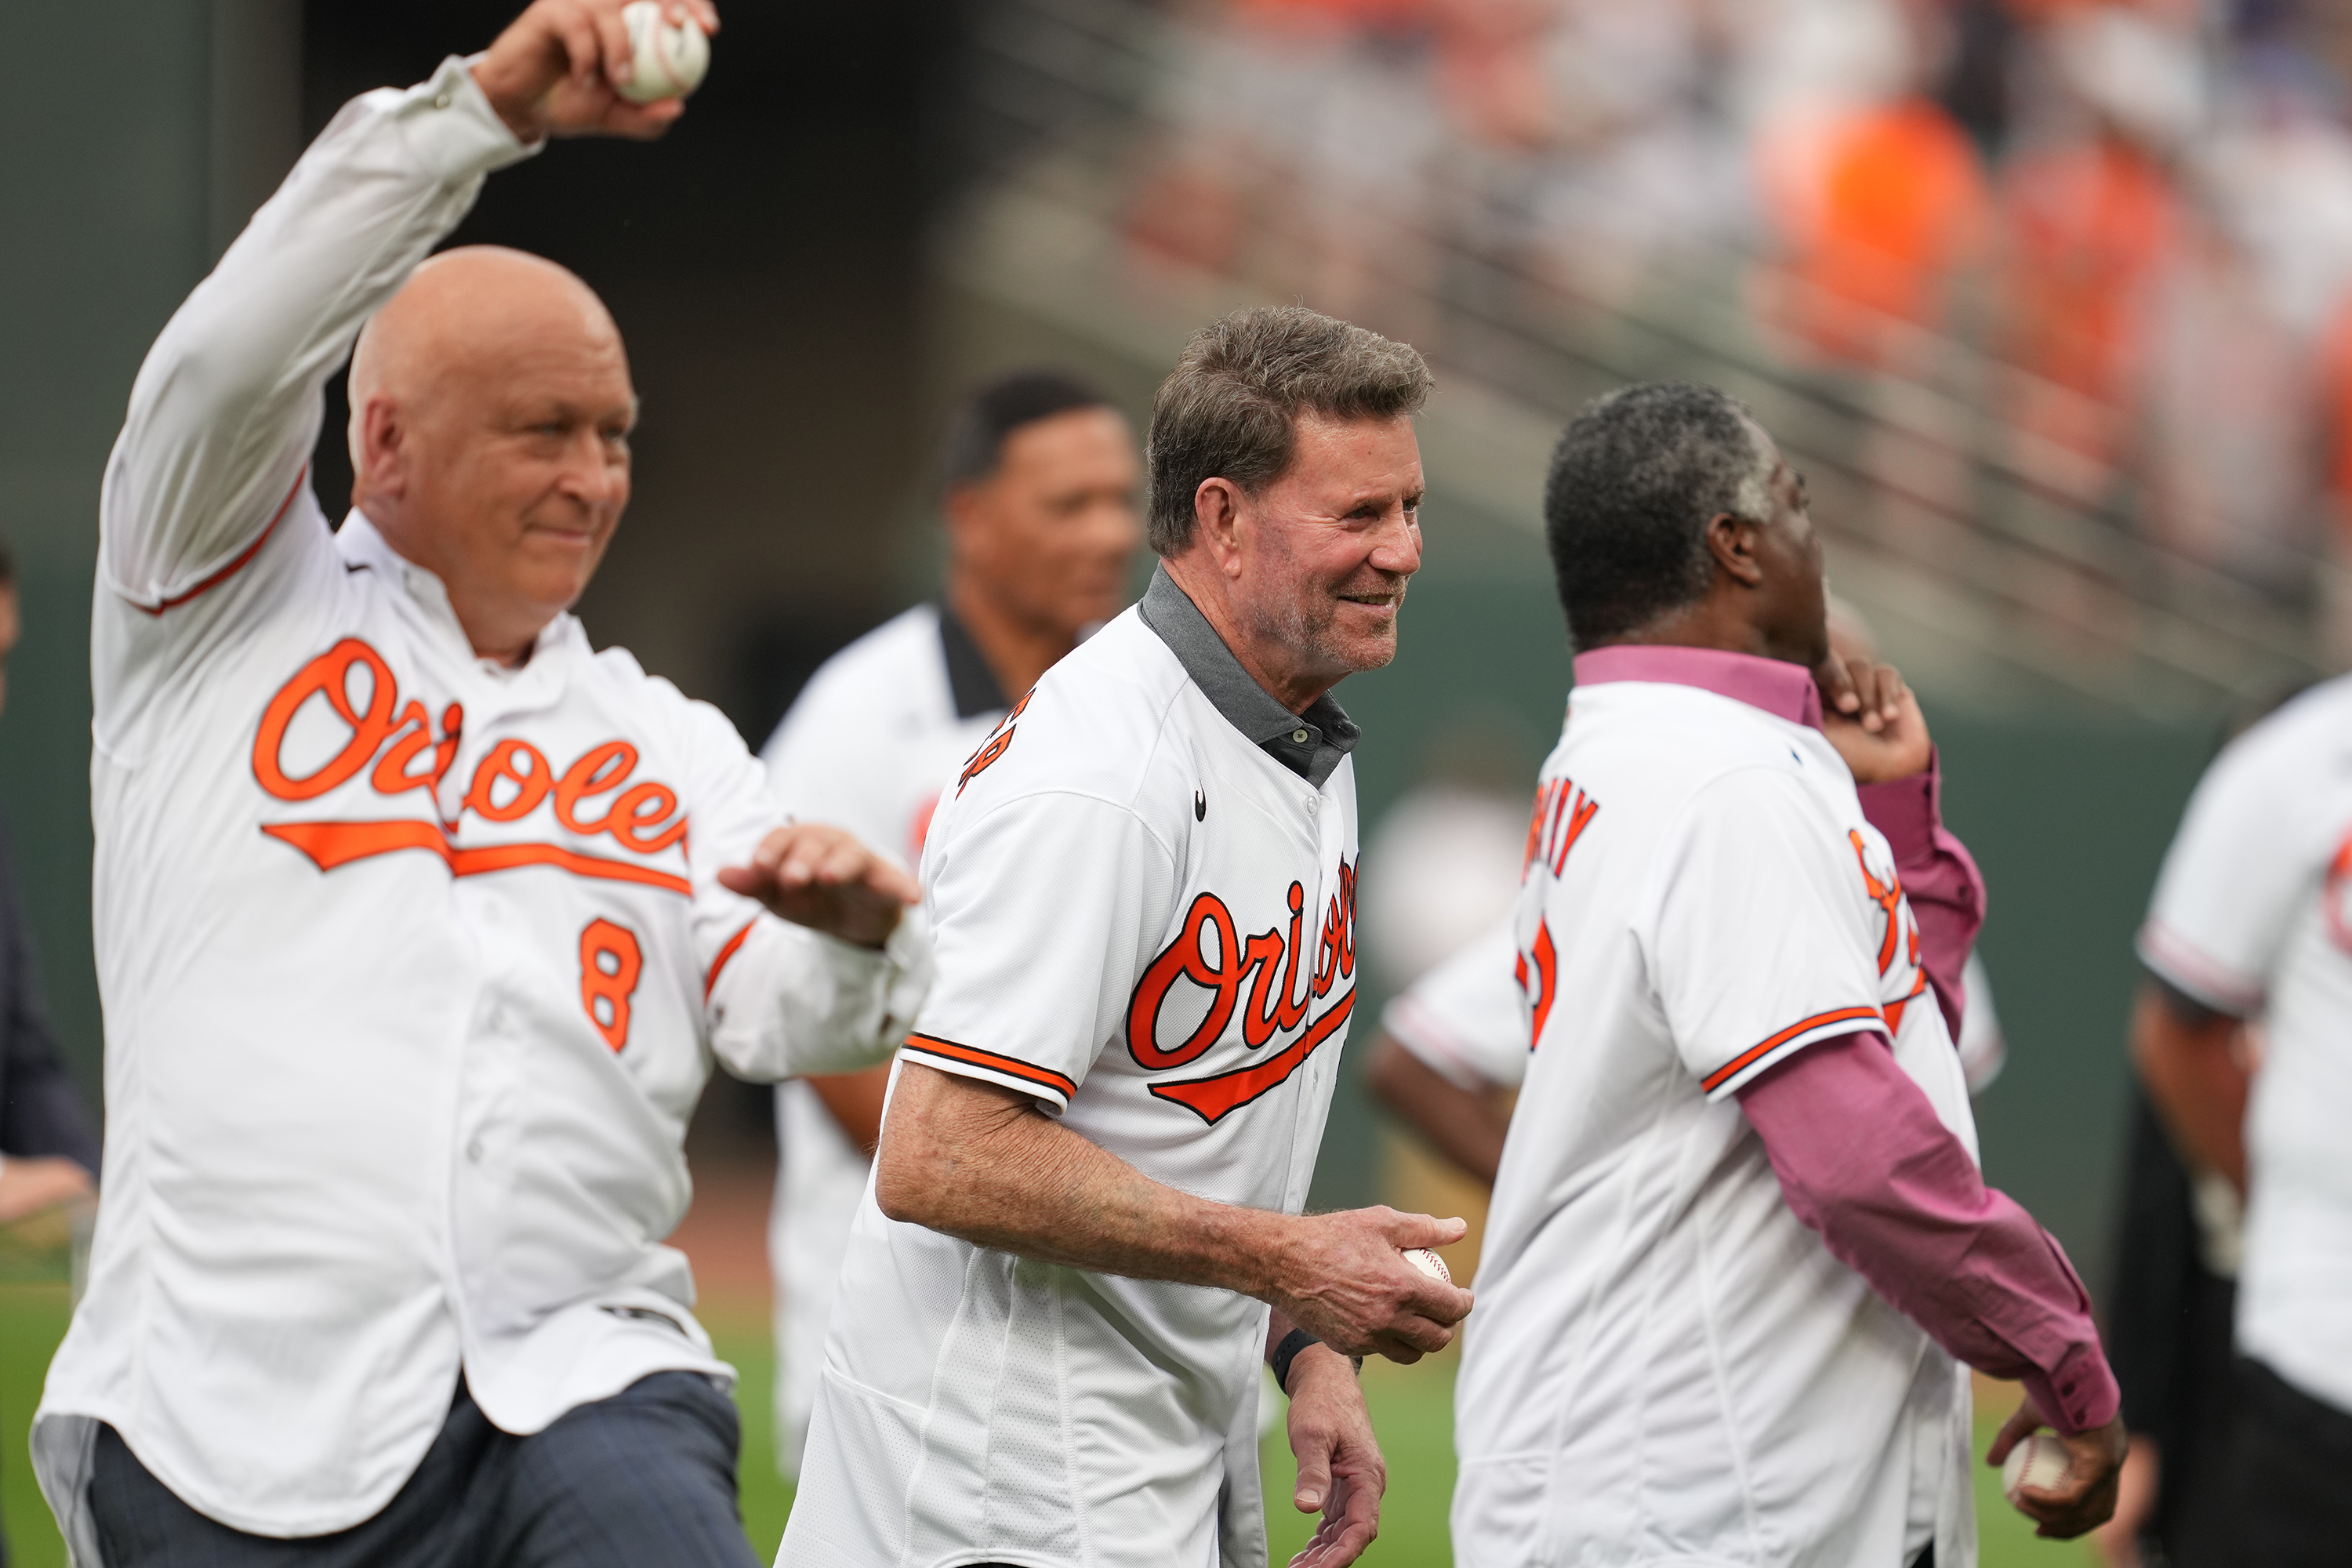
619, 2, 710, 103
2001, 1432, 2070, 1504
1404, 1247, 1450, 1284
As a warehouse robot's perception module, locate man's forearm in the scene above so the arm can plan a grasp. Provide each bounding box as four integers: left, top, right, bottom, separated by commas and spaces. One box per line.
109, 57, 531, 595
2129, 978, 2248, 1192
876, 1062, 1286, 1297
1364, 1036, 1508, 1186
1739, 1031, 2120, 1434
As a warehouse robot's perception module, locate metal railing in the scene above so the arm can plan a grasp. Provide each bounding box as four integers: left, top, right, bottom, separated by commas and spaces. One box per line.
942, 0, 2330, 714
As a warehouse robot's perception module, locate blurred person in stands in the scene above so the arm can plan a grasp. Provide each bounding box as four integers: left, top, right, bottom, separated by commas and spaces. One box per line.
1440, 0, 1751, 303
1741, 0, 1991, 371
756, 368, 1142, 1480
28, 5, 935, 1563
1129, 0, 1440, 331
0, 537, 103, 1568
1994, 4, 2192, 478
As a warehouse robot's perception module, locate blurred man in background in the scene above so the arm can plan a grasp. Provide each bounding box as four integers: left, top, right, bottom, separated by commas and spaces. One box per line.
0, 539, 100, 1229
757, 368, 1142, 1479
0, 539, 103, 1568
2135, 671, 2352, 1568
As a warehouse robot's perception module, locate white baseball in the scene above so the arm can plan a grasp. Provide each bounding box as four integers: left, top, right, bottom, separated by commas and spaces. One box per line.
2000, 1432, 2071, 1503
1403, 1247, 1450, 1284
618, 2, 711, 104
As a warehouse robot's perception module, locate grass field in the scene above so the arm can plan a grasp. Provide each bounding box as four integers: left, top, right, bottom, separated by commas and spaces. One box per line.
4, 1281, 2093, 1565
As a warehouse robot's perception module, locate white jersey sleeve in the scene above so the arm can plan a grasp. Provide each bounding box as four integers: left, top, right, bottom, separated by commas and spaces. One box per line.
902, 789, 1178, 1112
95, 56, 535, 751
676, 696, 930, 1082
1381, 918, 1529, 1091
1642, 768, 1887, 1099
2140, 722, 2318, 1015
762, 654, 920, 861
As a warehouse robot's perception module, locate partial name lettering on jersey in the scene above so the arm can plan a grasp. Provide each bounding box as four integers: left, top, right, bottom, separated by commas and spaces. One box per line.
1514, 773, 1601, 1053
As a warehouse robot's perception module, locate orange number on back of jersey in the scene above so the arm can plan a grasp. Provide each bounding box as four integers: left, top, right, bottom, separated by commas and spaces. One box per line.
1515, 918, 1558, 1050
580, 918, 644, 1052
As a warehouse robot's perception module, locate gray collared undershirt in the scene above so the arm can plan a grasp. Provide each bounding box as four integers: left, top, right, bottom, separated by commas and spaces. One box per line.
1136, 564, 1361, 790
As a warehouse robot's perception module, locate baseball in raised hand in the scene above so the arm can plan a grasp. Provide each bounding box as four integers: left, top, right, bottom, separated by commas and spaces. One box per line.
471, 0, 721, 143
717, 823, 918, 950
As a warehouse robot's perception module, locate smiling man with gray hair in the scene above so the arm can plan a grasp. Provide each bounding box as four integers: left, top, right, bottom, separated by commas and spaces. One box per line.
780, 305, 1473, 1568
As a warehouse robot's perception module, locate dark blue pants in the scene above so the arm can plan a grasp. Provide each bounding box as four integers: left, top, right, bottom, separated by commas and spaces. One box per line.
89, 1373, 761, 1568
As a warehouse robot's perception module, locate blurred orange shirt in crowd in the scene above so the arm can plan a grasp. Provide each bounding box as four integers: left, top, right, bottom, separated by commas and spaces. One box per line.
1755, 96, 1991, 368
2318, 302, 2352, 528
1229, 0, 1429, 29
1997, 135, 2176, 466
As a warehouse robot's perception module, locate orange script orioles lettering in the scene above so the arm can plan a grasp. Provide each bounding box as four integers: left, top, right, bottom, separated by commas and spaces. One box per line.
1127, 862, 1359, 1123
956, 688, 1034, 797
251, 637, 691, 891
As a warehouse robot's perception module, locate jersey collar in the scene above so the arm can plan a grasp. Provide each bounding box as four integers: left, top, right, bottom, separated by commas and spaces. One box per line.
934, 598, 1011, 720
1138, 564, 1360, 788
1572, 643, 1824, 729
336, 510, 586, 676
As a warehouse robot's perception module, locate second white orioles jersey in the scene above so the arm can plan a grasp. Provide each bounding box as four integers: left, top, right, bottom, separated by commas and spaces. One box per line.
757, 602, 1008, 1479
781, 595, 1360, 1568
1456, 672, 1980, 1568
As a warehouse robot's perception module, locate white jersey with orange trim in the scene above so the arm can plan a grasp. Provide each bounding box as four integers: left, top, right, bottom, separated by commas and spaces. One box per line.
33, 56, 927, 1553
1381, 915, 1527, 1091
2140, 672, 2352, 1415
757, 601, 1008, 1479
781, 601, 1360, 1568
1386, 920, 2009, 1098
1454, 678, 1978, 1568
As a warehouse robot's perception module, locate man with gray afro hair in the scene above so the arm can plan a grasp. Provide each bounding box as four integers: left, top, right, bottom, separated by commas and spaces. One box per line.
1542, 381, 1778, 652
1454, 382, 2126, 1566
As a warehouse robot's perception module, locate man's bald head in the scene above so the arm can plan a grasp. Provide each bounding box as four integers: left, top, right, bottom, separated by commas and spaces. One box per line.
347, 245, 639, 665
349, 246, 626, 469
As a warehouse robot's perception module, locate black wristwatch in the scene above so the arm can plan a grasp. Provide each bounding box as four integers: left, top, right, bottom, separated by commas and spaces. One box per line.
1270, 1327, 1362, 1395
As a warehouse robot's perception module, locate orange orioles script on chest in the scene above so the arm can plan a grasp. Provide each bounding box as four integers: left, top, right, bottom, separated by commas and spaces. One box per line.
250, 637, 691, 895
1125, 861, 1359, 1124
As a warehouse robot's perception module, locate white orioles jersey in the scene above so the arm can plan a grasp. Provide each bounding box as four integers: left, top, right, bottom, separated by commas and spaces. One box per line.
1388, 918, 2006, 1098
2140, 672, 2352, 1415
781, 603, 1359, 1568
33, 56, 927, 1555
758, 602, 1008, 1479
1454, 673, 1979, 1568
1381, 916, 1527, 1092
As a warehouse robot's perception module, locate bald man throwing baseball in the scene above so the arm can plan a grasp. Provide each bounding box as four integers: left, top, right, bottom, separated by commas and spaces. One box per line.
31, 5, 930, 1565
